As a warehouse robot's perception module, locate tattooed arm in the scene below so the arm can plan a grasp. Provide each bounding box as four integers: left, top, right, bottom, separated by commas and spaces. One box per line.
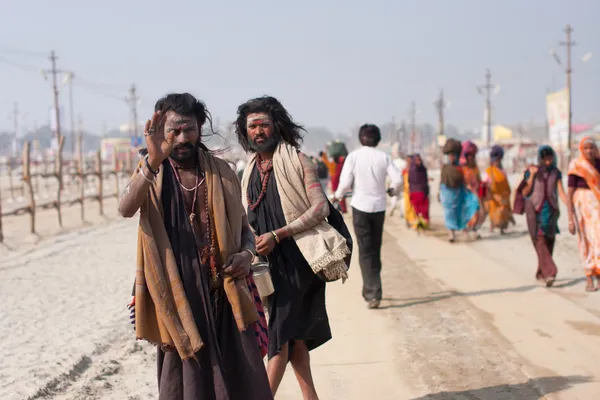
118, 163, 156, 218
275, 153, 330, 240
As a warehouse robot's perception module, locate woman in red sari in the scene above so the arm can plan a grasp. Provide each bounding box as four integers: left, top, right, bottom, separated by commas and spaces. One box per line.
331, 155, 347, 213
408, 154, 430, 229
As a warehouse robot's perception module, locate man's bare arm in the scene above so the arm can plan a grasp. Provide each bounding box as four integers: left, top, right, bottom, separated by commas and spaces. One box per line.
118, 165, 155, 218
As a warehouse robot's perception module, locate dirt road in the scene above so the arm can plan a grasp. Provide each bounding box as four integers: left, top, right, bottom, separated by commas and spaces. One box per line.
2, 197, 600, 399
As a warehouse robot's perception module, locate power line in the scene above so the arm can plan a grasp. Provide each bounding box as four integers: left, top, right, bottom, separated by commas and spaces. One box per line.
71, 80, 126, 102
0, 56, 41, 73
0, 47, 48, 58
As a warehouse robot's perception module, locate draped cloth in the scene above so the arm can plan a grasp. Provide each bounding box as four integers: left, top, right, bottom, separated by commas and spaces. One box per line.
134, 149, 259, 360
524, 145, 561, 283
403, 170, 418, 227
485, 165, 513, 230
568, 136, 600, 277
440, 184, 479, 231
440, 164, 465, 189
463, 165, 487, 230
246, 165, 332, 359
409, 192, 430, 227
408, 157, 429, 196
241, 142, 350, 282
407, 159, 430, 227
568, 137, 600, 203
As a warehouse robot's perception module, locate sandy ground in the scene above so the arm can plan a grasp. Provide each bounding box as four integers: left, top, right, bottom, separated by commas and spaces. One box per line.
2, 173, 600, 399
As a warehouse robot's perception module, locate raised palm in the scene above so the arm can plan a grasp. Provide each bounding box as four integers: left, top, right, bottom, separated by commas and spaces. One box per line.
145, 111, 174, 164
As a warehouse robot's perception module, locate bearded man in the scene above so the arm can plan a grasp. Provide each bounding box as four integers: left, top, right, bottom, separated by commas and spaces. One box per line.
236, 96, 351, 400
118, 93, 272, 400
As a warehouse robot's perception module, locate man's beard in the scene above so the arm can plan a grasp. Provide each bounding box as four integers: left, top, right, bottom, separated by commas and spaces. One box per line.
249, 133, 280, 153
169, 142, 197, 163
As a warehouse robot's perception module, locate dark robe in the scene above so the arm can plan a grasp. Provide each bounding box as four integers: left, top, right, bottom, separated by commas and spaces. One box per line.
247, 165, 332, 359
157, 161, 272, 400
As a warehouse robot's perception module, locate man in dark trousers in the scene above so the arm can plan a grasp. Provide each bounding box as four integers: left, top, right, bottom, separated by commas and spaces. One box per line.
333, 124, 402, 309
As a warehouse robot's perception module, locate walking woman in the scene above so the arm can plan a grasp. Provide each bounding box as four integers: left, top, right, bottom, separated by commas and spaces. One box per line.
483, 145, 513, 234
402, 155, 418, 228
520, 145, 568, 287
440, 139, 479, 242
461, 141, 486, 236
567, 137, 600, 292
408, 154, 430, 229
331, 155, 347, 213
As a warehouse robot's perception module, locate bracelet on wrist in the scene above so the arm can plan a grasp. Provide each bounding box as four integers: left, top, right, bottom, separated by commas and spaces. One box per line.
241, 248, 255, 259
144, 155, 160, 175
139, 167, 156, 183
271, 231, 280, 244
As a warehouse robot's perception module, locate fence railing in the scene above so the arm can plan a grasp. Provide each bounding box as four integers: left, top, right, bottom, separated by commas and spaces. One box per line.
0, 138, 136, 243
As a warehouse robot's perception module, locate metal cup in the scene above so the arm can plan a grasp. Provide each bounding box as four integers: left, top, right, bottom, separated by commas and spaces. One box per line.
251, 261, 274, 298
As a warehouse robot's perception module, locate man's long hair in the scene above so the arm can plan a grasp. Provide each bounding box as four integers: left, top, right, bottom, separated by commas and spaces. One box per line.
234, 96, 305, 152
139, 93, 217, 156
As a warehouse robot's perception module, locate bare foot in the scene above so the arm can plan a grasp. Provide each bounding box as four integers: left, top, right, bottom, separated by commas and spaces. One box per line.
367, 299, 381, 309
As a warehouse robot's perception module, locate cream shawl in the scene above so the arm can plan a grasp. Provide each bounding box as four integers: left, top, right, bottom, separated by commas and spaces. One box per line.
241, 142, 350, 281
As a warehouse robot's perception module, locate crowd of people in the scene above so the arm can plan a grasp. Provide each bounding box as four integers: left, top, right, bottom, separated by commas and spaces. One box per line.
437, 136, 600, 293
116, 91, 600, 399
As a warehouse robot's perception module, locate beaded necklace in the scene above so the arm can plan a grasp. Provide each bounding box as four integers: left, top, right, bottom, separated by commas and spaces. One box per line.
246, 155, 273, 211
169, 160, 219, 285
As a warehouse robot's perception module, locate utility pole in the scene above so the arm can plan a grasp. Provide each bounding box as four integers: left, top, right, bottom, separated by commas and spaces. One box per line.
126, 84, 139, 141
477, 69, 495, 148
49, 51, 62, 144
560, 24, 575, 163
399, 120, 407, 151
408, 101, 417, 154
67, 73, 76, 156
77, 114, 84, 157
10, 102, 24, 159
435, 90, 445, 138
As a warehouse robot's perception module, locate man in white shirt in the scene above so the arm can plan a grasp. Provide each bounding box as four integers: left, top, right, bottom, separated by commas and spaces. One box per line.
332, 124, 402, 309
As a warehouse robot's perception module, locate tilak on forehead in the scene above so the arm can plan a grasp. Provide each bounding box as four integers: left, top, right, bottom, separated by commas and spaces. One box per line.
246, 113, 272, 127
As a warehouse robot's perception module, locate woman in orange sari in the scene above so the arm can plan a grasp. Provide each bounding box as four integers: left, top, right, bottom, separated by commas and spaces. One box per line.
483, 145, 513, 234
460, 141, 486, 237
402, 155, 418, 228
567, 136, 600, 292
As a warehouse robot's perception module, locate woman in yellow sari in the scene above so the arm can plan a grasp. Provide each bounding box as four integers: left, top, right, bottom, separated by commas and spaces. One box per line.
483, 145, 513, 234
567, 136, 600, 291
402, 155, 418, 228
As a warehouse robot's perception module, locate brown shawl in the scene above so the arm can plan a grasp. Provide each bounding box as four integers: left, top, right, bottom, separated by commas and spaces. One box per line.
134, 149, 259, 360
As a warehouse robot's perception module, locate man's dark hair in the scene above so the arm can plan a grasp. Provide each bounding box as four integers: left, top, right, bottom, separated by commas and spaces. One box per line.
234, 96, 305, 152
358, 124, 381, 147
155, 93, 216, 150
140, 93, 216, 156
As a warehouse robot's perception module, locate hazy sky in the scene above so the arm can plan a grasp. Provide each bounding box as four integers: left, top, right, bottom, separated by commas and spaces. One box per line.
0, 0, 598, 137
